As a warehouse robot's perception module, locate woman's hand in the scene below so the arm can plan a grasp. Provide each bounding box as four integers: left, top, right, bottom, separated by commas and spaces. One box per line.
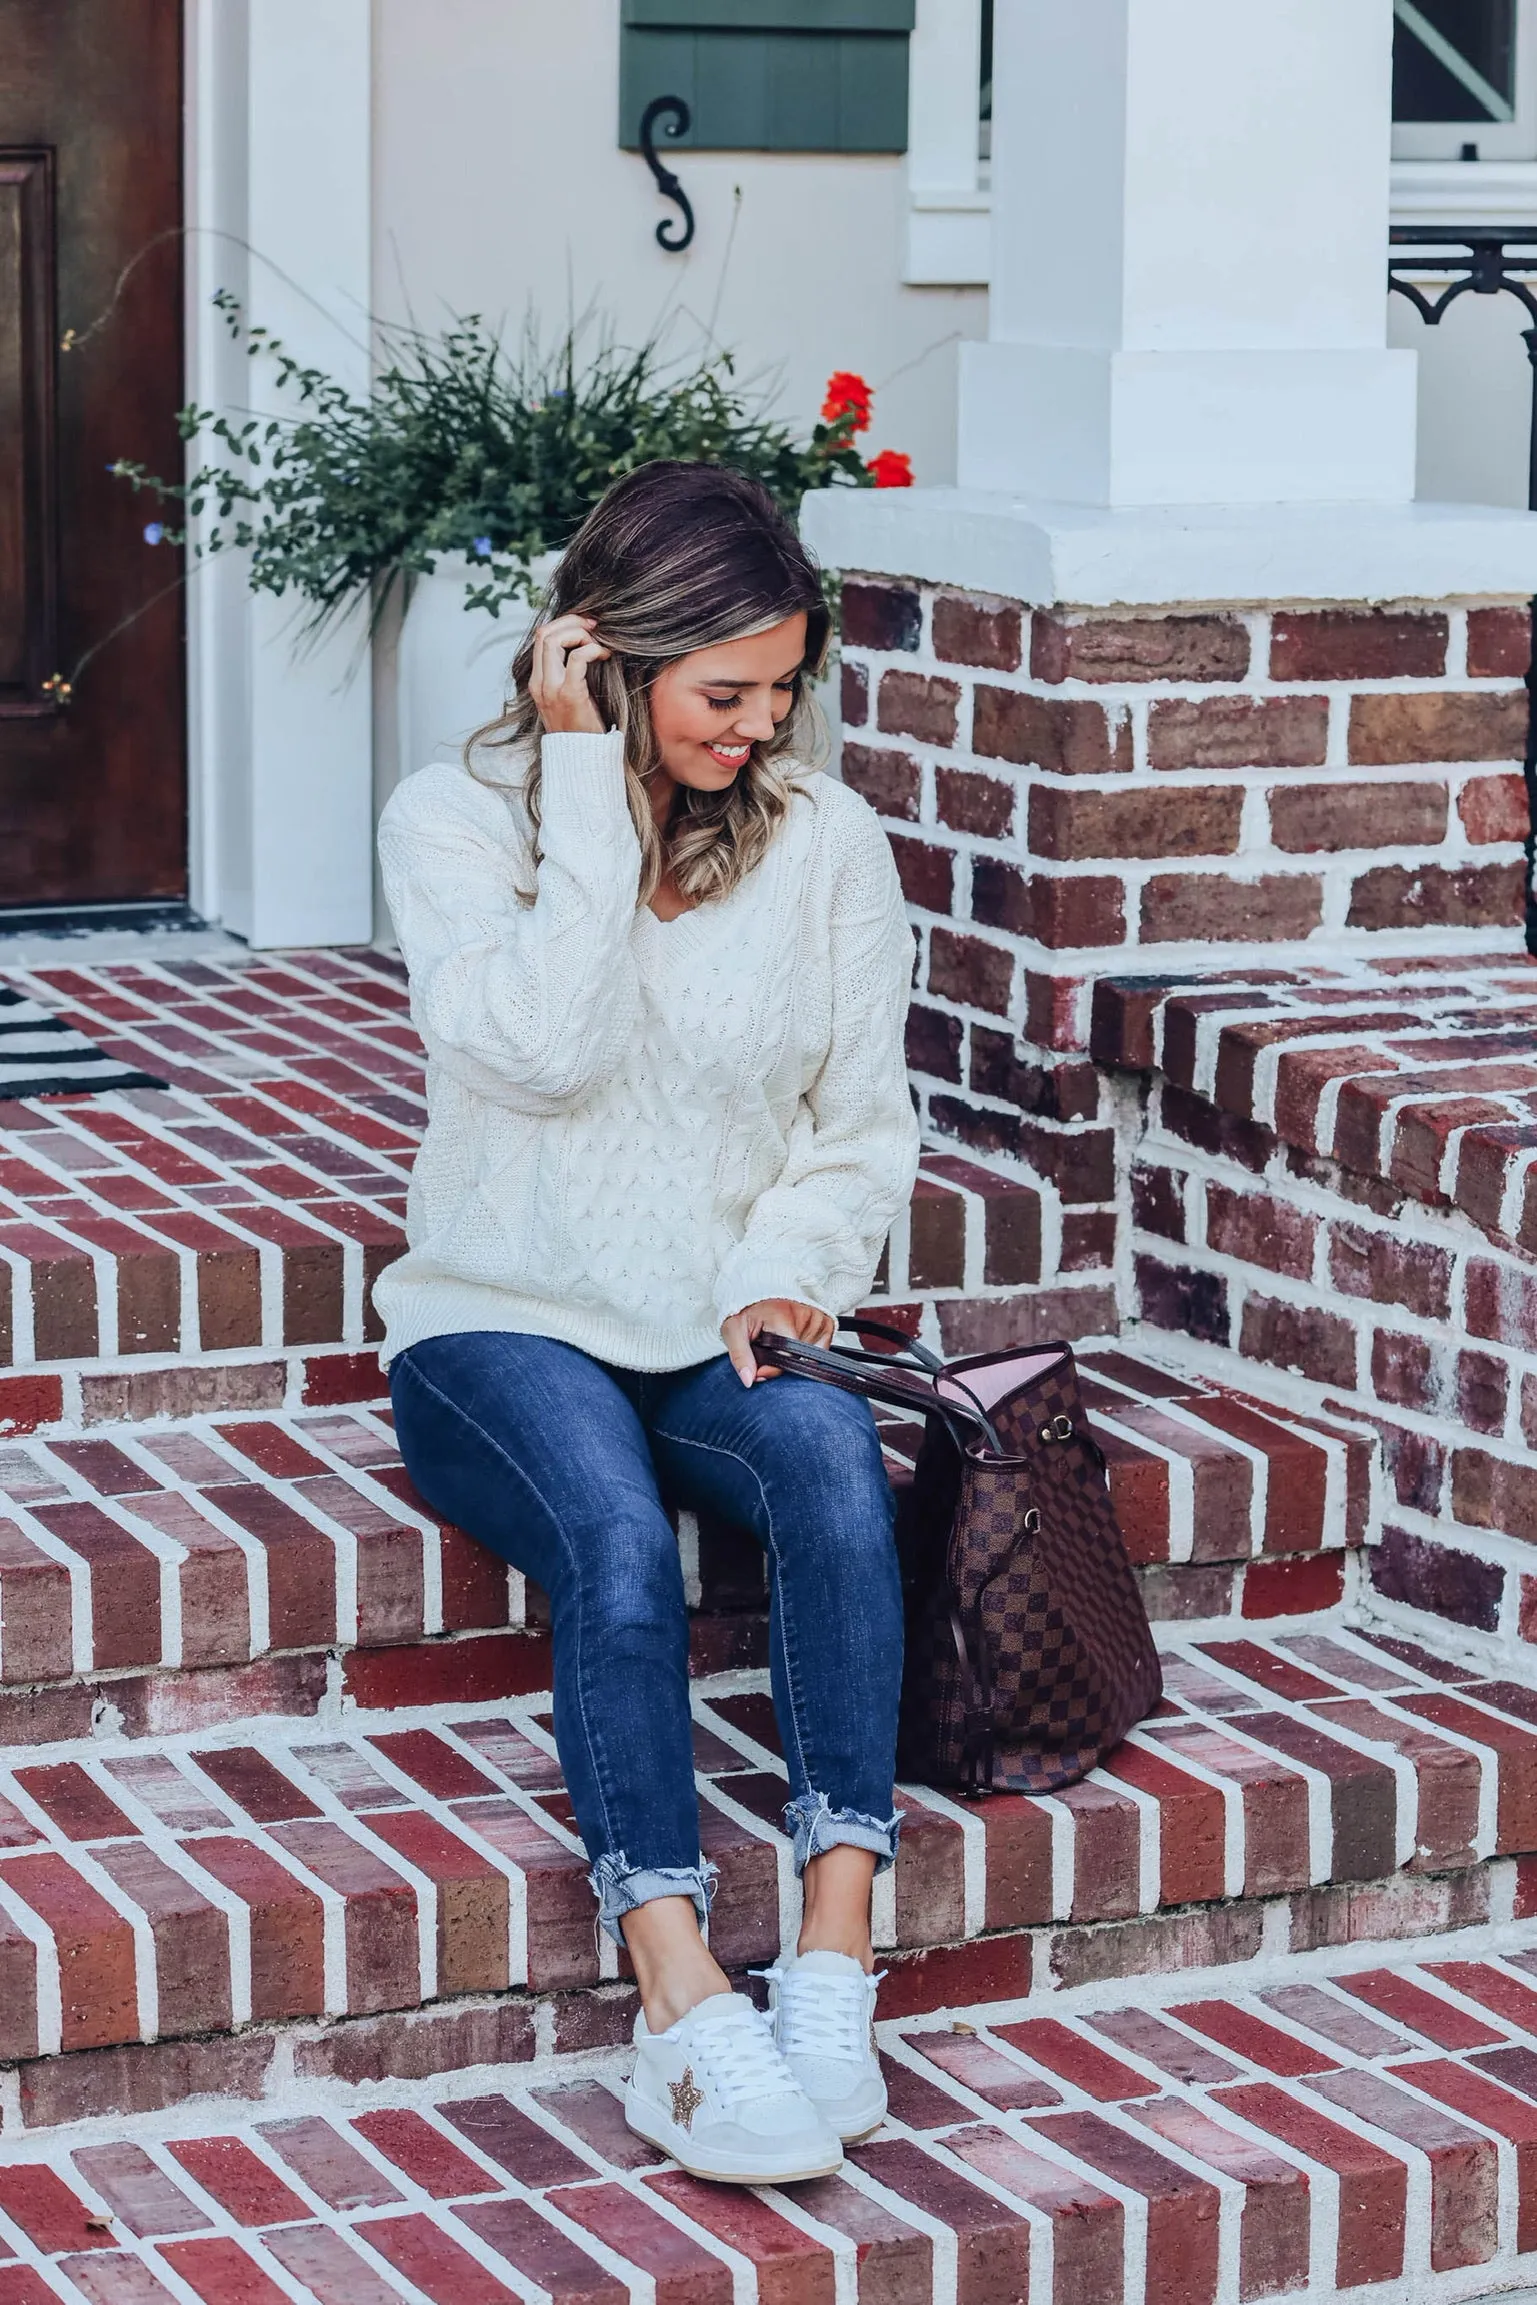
528, 613, 611, 734
722, 1298, 835, 1387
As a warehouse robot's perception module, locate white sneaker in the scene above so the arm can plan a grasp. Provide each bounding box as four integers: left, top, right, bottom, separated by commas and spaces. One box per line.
625, 1990, 844, 2184
760, 1950, 887, 2141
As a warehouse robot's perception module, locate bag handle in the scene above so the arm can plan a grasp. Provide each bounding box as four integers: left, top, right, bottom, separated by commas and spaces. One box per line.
836, 1317, 1005, 1452
751, 1329, 1003, 1455
834, 1314, 946, 1375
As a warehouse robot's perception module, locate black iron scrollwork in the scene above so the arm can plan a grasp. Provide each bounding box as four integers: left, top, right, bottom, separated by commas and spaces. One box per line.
1389, 230, 1537, 497
1390, 228, 1537, 955
639, 95, 695, 254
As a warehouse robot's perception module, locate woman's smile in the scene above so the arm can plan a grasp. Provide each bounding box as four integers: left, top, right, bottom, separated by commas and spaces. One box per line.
702, 739, 751, 769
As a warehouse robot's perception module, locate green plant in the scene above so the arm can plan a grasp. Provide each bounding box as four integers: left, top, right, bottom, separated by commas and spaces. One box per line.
113, 295, 898, 637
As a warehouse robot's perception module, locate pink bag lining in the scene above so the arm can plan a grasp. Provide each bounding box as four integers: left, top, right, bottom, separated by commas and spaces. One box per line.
937, 1349, 1065, 1414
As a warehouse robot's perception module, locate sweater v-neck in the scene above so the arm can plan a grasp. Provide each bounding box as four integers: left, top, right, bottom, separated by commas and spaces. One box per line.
637, 901, 703, 945
636, 878, 743, 944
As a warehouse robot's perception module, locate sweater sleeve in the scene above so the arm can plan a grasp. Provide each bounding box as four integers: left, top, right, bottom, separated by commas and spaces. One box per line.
378, 734, 643, 1112
713, 793, 920, 1325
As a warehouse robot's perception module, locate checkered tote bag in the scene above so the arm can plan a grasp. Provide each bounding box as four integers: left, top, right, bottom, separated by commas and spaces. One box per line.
753, 1319, 1161, 1795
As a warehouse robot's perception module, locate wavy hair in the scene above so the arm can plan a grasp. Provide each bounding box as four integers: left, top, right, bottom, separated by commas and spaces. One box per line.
467, 461, 832, 908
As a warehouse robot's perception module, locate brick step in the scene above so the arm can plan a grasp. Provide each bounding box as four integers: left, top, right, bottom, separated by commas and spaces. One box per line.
10, 1933, 1537, 2299
13, 1318, 1375, 1643
1092, 954, 1537, 1263
1117, 1324, 1537, 1694
1116, 1329, 1534, 1704
1097, 958, 1537, 1685
3, 1344, 407, 1443
0, 1622, 1536, 2118
1033, 1343, 1368, 1613
0, 1356, 1375, 1745
0, 948, 1106, 1389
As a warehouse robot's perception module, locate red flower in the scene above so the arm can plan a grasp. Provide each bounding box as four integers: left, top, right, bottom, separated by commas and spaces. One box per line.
821, 370, 873, 433
868, 449, 913, 489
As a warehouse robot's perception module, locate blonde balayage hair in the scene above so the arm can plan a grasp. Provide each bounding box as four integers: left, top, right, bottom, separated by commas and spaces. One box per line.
468, 461, 833, 910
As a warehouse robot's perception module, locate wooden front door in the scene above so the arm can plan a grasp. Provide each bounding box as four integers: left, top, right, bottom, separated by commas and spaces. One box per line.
0, 0, 186, 911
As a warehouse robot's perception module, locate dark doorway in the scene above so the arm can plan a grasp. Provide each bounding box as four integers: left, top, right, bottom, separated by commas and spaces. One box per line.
0, 0, 186, 910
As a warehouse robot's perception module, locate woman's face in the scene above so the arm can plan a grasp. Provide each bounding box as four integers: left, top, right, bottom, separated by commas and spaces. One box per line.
648, 614, 808, 793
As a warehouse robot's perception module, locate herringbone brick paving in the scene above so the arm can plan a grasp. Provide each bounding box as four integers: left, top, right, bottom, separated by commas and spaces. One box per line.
3, 1931, 1537, 2297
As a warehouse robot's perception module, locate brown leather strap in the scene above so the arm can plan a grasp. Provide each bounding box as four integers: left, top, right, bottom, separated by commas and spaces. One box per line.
835, 1315, 946, 1374
752, 1330, 1003, 1453
949, 1604, 997, 1795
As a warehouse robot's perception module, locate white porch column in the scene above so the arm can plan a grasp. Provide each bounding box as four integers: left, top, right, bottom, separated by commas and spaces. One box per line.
799, 0, 1537, 1361
187, 0, 374, 948
903, 0, 988, 286
959, 0, 1417, 505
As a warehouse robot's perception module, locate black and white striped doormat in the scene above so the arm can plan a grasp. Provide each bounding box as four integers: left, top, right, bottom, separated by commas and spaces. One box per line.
0, 989, 166, 1099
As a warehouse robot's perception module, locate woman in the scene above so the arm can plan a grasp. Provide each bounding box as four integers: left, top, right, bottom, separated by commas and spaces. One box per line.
377, 461, 919, 2186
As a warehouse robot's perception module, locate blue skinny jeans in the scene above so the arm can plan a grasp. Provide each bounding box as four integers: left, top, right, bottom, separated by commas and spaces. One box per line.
389, 1331, 904, 1942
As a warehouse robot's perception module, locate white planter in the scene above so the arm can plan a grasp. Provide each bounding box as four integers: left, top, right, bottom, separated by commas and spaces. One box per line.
395, 551, 557, 783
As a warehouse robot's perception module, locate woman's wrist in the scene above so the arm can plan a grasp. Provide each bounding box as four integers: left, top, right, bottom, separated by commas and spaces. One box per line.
721, 1297, 835, 1386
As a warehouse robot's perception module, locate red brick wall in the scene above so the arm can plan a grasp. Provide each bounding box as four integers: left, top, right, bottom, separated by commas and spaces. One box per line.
1131, 1107, 1537, 1654
838, 575, 1529, 1352
840, 577, 1527, 1070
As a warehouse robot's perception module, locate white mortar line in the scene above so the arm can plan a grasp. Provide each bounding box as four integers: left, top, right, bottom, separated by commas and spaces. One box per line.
0, 1870, 62, 2057
1122, 1722, 1246, 1902
0, 1775, 162, 2041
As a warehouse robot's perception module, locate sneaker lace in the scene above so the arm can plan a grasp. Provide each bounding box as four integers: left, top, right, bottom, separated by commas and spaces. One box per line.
755, 1965, 885, 2064
690, 1999, 801, 2109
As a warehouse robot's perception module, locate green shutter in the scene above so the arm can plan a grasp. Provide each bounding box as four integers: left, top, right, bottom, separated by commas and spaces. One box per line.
619, 0, 913, 153
626, 1, 914, 28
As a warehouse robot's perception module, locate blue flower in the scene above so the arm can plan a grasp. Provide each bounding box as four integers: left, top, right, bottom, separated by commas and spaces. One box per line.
473, 535, 492, 558
143, 522, 165, 545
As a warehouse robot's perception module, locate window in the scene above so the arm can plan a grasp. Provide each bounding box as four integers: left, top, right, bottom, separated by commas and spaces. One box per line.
619, 0, 915, 155
1392, 0, 1537, 160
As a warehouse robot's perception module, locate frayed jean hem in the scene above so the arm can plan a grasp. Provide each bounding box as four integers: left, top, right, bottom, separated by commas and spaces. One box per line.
588, 1853, 719, 1946
784, 1791, 902, 1877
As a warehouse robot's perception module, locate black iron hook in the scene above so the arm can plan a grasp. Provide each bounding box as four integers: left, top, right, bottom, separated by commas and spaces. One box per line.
639, 95, 695, 254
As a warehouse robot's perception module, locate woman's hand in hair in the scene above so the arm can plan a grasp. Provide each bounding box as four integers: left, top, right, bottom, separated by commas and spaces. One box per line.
528, 614, 612, 734
722, 1298, 835, 1387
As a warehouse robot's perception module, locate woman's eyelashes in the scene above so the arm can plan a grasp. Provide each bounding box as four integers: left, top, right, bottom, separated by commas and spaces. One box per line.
704, 682, 798, 711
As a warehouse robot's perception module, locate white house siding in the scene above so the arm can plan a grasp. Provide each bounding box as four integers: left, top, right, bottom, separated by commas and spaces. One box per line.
369, 0, 987, 487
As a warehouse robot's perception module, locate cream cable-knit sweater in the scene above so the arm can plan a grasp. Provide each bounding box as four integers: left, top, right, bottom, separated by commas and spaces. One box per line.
374, 731, 920, 1371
